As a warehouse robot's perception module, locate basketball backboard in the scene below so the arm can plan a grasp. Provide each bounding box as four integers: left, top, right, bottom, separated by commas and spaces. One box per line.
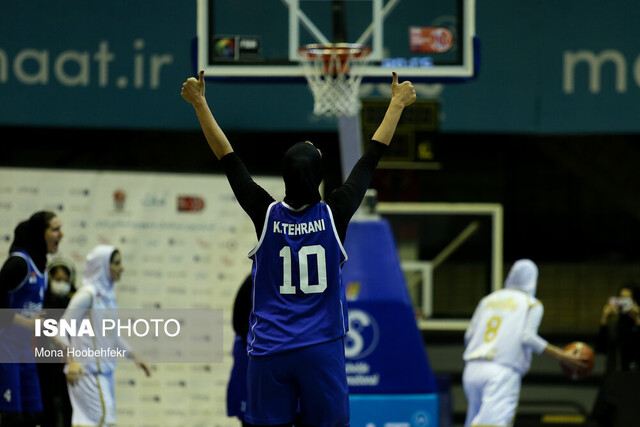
197, 0, 477, 83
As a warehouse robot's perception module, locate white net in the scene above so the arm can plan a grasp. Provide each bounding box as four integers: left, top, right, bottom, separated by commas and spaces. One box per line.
298, 44, 371, 117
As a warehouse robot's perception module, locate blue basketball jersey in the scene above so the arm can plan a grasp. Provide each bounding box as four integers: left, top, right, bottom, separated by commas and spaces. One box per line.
0, 252, 46, 413
0, 251, 47, 344
5, 251, 46, 314
247, 201, 348, 356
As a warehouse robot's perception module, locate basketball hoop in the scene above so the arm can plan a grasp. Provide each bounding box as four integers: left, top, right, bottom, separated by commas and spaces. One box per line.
298, 43, 371, 117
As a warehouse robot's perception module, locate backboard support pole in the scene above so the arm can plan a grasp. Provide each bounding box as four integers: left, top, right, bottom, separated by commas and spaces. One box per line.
338, 114, 364, 182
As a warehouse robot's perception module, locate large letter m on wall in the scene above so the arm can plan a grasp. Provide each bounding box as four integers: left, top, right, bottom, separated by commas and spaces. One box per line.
563, 50, 626, 94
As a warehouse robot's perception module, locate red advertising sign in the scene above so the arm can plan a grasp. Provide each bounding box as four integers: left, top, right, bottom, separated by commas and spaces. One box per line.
409, 27, 454, 53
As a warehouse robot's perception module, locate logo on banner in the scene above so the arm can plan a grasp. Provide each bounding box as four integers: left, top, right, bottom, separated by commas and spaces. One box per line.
409, 26, 453, 53
17, 186, 39, 195
345, 281, 361, 301
69, 188, 90, 197
177, 195, 205, 212
69, 235, 88, 246
345, 309, 380, 359
142, 192, 167, 208
113, 189, 126, 211
412, 410, 431, 427
43, 203, 64, 212
345, 309, 381, 387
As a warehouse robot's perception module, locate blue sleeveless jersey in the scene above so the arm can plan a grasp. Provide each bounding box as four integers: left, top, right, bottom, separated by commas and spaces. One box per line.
0, 251, 47, 344
247, 201, 348, 356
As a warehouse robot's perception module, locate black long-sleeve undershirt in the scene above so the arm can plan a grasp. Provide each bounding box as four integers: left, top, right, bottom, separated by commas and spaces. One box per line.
220, 140, 387, 242
0, 256, 29, 325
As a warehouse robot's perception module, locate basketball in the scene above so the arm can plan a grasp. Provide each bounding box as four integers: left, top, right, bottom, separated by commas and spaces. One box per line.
560, 342, 595, 379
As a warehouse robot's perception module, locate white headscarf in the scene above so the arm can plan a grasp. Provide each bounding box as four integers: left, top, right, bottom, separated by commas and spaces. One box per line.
504, 258, 538, 297
82, 244, 117, 307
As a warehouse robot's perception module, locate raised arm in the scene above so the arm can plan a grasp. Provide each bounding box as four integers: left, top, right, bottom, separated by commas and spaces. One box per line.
371, 71, 416, 145
181, 70, 233, 159
326, 72, 416, 241
181, 70, 275, 238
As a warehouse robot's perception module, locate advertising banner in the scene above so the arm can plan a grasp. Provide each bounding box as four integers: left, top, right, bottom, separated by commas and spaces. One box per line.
0, 167, 284, 426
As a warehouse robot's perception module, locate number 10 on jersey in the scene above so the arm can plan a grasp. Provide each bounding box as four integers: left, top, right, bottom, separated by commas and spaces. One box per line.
279, 245, 327, 294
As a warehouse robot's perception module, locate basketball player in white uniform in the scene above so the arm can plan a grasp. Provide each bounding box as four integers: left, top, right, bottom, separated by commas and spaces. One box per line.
62, 245, 150, 427
462, 259, 587, 427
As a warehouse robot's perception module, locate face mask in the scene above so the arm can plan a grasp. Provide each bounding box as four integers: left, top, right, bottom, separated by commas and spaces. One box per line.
50, 280, 71, 296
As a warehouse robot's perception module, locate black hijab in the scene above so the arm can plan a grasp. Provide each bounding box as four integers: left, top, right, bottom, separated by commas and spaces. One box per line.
9, 211, 56, 272
282, 142, 323, 209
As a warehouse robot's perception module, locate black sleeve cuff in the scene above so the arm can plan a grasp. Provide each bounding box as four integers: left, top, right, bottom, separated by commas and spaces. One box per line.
220, 151, 242, 169
369, 140, 389, 158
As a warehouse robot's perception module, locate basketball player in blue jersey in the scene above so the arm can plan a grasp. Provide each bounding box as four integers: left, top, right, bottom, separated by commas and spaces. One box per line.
0, 211, 64, 426
227, 274, 252, 425
182, 70, 415, 426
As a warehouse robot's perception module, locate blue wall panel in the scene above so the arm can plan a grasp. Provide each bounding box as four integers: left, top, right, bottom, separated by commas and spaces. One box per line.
1, 0, 639, 133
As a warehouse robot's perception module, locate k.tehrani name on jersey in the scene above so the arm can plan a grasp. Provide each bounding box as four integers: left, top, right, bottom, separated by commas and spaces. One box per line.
273, 219, 326, 235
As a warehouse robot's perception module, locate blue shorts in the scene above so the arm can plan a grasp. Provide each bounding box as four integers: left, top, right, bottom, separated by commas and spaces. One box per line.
0, 339, 42, 413
0, 363, 43, 413
246, 338, 349, 426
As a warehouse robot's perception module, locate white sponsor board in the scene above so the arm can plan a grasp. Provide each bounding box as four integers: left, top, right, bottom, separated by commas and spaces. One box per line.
0, 167, 284, 426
